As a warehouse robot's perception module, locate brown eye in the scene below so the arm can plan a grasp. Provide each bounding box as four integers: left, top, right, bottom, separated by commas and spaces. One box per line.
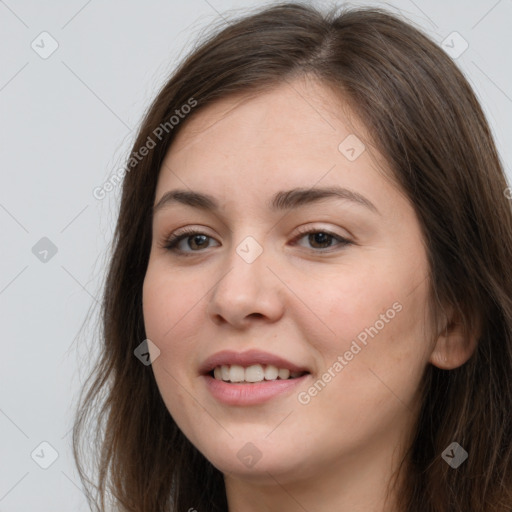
162, 229, 219, 254
161, 227, 352, 256
293, 228, 352, 252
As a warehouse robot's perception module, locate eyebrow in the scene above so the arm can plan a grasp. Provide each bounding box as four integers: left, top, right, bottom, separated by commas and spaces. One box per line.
152, 186, 379, 216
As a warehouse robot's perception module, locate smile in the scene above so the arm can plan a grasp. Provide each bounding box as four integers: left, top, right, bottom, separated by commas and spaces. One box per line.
200, 349, 311, 405
211, 364, 307, 383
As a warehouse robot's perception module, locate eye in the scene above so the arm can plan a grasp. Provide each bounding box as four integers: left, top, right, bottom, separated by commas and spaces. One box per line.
160, 228, 219, 254
159, 226, 352, 256
291, 226, 352, 252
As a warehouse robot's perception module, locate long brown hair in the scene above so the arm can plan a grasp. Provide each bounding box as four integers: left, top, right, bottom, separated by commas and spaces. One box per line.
72, 3, 512, 511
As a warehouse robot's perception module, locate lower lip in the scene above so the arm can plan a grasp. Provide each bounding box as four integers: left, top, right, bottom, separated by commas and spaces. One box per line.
202, 374, 309, 406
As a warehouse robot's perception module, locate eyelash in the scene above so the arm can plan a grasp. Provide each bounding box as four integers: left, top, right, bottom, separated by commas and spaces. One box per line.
160, 226, 352, 256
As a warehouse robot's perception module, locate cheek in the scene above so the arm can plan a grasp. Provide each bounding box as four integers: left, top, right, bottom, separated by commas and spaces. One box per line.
302, 262, 430, 391
142, 263, 205, 346
297, 296, 429, 447
142, 266, 205, 433
293, 263, 403, 347
142, 266, 199, 394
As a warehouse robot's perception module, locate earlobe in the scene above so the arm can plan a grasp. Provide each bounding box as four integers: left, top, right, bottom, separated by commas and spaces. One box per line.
429, 309, 480, 370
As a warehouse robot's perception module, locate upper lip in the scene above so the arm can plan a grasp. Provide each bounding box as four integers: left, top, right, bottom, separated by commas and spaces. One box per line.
199, 349, 310, 375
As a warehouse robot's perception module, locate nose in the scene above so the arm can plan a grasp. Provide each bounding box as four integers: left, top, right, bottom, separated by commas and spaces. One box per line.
207, 242, 285, 328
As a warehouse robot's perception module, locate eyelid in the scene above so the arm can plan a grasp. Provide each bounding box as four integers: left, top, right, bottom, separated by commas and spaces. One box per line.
159, 224, 354, 255
293, 224, 352, 241
163, 223, 351, 241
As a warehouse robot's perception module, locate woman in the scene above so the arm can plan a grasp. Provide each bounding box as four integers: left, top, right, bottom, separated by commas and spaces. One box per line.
73, 3, 512, 511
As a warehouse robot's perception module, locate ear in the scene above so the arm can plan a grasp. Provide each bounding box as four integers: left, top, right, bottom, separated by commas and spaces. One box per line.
429, 305, 480, 370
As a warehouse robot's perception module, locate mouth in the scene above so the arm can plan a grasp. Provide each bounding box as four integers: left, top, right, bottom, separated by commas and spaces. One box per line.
202, 369, 310, 406
199, 349, 311, 405
208, 364, 310, 384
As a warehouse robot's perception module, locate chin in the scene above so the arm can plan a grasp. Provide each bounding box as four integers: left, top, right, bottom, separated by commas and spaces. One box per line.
198, 439, 314, 483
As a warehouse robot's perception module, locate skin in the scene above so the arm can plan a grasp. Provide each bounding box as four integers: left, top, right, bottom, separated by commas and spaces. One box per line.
142, 76, 477, 512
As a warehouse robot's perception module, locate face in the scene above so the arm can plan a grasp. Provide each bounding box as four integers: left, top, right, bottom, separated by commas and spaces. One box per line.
142, 77, 434, 487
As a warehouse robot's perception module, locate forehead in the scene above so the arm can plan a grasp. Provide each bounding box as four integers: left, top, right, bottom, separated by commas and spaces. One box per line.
155, 77, 403, 213
167, 78, 366, 158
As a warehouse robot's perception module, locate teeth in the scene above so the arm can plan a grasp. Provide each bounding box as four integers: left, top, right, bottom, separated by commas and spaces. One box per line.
245, 364, 265, 382
211, 364, 306, 383
229, 364, 245, 382
278, 368, 290, 380
264, 365, 279, 380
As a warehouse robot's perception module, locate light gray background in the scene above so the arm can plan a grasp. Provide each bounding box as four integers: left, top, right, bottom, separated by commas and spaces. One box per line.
0, 0, 510, 510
